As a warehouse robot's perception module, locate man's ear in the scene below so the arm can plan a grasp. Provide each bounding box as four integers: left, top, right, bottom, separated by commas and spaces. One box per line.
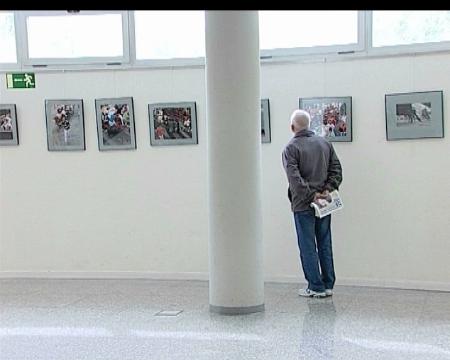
291, 124, 295, 133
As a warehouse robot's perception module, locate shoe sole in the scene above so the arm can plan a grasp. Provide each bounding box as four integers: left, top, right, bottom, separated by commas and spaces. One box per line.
299, 293, 327, 298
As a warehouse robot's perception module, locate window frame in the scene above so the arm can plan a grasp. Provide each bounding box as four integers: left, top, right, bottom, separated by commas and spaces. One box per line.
1, 10, 450, 73
367, 10, 450, 56
16, 10, 130, 66
259, 11, 365, 58
129, 10, 206, 68
0, 11, 20, 69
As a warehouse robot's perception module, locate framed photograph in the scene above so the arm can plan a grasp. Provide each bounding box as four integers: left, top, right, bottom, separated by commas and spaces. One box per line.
299, 97, 352, 142
95, 97, 136, 150
385, 91, 444, 140
45, 100, 85, 151
149, 102, 198, 146
0, 104, 19, 146
261, 99, 271, 143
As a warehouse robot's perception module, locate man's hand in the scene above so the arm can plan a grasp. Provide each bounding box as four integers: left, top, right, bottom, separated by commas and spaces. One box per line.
314, 190, 329, 201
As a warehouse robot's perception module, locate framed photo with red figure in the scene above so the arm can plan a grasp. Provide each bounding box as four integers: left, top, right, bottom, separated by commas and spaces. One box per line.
299, 96, 352, 142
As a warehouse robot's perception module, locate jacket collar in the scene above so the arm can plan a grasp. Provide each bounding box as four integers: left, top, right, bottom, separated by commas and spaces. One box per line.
294, 129, 315, 138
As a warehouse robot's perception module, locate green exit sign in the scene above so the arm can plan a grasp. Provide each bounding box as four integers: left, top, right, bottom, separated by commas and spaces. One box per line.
6, 73, 36, 89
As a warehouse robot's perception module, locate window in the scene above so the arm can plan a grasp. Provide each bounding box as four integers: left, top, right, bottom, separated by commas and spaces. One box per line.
373, 11, 450, 47
20, 11, 128, 65
2, 11, 450, 71
259, 11, 360, 54
134, 11, 205, 60
0, 12, 17, 63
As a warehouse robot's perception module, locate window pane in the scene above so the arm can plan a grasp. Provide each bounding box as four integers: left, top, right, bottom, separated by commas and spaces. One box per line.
135, 11, 205, 60
27, 13, 123, 58
373, 11, 450, 47
259, 11, 358, 50
0, 12, 17, 63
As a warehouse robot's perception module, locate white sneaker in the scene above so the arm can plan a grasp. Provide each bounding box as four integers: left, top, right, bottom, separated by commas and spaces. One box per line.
298, 288, 327, 298
325, 289, 333, 296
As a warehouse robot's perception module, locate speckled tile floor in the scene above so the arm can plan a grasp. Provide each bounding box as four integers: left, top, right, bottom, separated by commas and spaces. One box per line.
1, 279, 450, 360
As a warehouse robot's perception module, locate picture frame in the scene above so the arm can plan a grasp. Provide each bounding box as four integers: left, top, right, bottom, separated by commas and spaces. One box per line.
45, 99, 85, 151
385, 90, 444, 141
0, 104, 19, 146
95, 97, 136, 151
299, 96, 352, 142
261, 99, 271, 143
148, 102, 198, 146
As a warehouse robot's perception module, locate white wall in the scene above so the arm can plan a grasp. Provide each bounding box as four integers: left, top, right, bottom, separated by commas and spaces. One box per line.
1, 52, 450, 290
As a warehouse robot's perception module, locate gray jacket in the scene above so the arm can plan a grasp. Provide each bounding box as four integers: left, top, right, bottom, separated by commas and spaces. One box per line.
282, 129, 343, 212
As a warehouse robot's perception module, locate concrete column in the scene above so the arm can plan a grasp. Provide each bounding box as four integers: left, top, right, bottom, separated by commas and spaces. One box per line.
205, 11, 264, 315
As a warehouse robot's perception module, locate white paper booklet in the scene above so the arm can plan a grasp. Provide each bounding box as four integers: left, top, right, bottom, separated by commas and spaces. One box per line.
310, 190, 343, 218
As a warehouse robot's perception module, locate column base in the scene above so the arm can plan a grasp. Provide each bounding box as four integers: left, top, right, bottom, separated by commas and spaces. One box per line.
209, 303, 265, 315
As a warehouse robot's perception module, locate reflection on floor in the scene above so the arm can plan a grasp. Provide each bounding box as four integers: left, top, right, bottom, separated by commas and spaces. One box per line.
1, 279, 449, 360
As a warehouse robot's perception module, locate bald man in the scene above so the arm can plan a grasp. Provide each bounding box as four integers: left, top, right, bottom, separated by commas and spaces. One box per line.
282, 109, 343, 298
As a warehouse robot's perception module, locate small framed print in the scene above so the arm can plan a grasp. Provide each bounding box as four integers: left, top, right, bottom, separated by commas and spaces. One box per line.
385, 91, 444, 141
149, 102, 198, 146
95, 97, 136, 150
0, 104, 19, 146
45, 99, 85, 151
261, 99, 271, 143
299, 96, 352, 142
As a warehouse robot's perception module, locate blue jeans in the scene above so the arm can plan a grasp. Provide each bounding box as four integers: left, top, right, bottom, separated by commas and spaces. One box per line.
293, 209, 336, 292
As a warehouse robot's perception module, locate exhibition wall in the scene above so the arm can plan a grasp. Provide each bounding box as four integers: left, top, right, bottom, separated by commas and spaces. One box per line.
1, 51, 449, 291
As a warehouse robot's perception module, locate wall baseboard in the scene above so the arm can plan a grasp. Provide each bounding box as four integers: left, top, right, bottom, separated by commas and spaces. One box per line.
0, 271, 209, 281
265, 275, 450, 292
335, 277, 450, 292
1, 271, 449, 292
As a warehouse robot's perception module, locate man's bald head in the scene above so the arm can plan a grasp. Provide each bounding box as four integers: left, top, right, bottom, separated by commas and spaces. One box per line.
290, 109, 311, 133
